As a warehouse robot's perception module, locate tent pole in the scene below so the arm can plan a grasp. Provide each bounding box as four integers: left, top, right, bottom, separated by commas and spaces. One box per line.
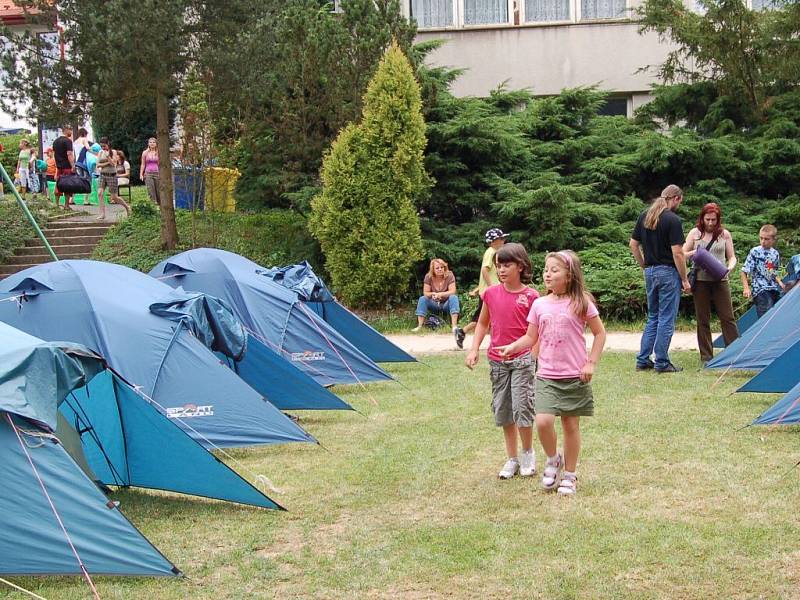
0, 163, 58, 261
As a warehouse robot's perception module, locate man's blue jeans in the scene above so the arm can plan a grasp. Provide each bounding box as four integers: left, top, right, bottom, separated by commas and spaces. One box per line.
637, 265, 681, 370
753, 289, 780, 318
415, 295, 460, 317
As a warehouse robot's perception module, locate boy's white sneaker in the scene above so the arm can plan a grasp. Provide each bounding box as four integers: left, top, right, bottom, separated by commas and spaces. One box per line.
519, 449, 536, 477
498, 458, 519, 479
542, 453, 563, 490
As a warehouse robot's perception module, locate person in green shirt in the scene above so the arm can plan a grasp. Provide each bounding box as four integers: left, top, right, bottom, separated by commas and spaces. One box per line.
16, 139, 33, 196
456, 228, 509, 348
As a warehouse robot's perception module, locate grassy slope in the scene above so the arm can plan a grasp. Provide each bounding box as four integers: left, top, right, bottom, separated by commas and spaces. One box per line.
0, 195, 61, 262
12, 352, 800, 599
91, 187, 320, 273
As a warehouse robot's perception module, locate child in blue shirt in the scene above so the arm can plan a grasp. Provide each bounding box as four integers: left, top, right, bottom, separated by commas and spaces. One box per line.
740, 224, 785, 317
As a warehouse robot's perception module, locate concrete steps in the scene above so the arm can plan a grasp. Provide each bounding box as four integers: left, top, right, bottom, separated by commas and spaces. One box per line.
0, 219, 115, 279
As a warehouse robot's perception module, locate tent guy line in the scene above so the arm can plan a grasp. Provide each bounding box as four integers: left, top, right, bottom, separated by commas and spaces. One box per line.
0, 577, 50, 600
296, 301, 380, 407
8, 413, 101, 600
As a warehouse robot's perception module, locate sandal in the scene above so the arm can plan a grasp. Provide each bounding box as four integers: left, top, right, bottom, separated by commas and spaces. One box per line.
542, 453, 563, 491
557, 472, 577, 496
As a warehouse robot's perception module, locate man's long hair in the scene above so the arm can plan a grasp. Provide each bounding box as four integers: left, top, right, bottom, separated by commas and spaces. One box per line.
644, 184, 683, 230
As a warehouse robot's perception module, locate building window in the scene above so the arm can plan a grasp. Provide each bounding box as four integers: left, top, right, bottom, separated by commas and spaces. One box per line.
464, 0, 508, 25
597, 97, 629, 117
524, 0, 570, 21
410, 0, 455, 28
580, 0, 626, 20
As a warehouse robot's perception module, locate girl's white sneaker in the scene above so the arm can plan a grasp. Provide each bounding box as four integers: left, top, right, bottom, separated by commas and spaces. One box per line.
498, 458, 519, 479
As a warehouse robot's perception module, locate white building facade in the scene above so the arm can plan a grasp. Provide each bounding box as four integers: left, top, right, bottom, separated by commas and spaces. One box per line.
404, 0, 778, 114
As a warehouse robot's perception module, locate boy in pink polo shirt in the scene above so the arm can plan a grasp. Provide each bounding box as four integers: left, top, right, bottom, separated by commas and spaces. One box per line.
465, 242, 540, 479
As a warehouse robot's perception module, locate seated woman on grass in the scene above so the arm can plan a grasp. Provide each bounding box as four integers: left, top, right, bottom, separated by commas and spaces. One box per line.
412, 258, 461, 335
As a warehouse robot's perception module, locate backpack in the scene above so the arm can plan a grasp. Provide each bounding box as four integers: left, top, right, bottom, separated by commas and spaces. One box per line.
424, 315, 443, 329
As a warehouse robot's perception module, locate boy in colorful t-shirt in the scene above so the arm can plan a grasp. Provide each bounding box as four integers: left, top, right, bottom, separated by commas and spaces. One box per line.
465, 242, 539, 480
741, 224, 785, 318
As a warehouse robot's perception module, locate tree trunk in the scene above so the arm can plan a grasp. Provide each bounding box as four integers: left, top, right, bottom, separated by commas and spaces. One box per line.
156, 89, 179, 250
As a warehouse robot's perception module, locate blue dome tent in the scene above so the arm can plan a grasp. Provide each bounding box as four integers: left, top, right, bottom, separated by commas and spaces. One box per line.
262, 261, 416, 364
705, 285, 800, 371
0, 260, 315, 449
149, 249, 393, 387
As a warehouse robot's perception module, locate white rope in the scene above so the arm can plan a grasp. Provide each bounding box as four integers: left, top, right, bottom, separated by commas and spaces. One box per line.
0, 577, 50, 600
296, 301, 380, 407
17, 427, 57, 449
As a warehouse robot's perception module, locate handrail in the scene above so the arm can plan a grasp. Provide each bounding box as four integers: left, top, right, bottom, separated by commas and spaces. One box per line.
0, 163, 58, 261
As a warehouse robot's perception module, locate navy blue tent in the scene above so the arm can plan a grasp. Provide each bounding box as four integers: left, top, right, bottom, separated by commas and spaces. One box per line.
752, 381, 800, 426
263, 261, 416, 363
0, 323, 181, 578
706, 285, 800, 371
149, 249, 392, 387
737, 339, 800, 394
712, 306, 758, 349
0, 260, 315, 449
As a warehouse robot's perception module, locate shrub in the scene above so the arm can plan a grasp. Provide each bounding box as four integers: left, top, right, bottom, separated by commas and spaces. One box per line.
310, 43, 429, 308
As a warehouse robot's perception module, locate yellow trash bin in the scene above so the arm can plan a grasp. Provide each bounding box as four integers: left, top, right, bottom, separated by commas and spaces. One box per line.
204, 167, 239, 213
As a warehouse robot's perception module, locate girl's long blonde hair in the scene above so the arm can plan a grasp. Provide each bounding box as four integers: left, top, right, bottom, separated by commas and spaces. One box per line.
644, 184, 683, 230
546, 250, 595, 319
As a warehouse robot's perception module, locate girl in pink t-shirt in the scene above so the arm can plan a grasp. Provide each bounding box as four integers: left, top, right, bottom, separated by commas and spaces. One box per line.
465, 243, 540, 480
498, 251, 606, 496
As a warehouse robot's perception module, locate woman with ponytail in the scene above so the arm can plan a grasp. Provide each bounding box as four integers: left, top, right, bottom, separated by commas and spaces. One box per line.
629, 185, 691, 373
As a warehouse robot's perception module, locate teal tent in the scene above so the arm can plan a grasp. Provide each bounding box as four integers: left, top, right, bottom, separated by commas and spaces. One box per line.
0, 322, 182, 578
0, 321, 283, 510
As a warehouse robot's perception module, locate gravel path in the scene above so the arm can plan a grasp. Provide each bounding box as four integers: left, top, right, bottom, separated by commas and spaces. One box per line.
386, 330, 703, 355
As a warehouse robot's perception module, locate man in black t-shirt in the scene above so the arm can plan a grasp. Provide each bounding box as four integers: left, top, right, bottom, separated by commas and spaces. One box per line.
52, 125, 75, 208
629, 184, 690, 373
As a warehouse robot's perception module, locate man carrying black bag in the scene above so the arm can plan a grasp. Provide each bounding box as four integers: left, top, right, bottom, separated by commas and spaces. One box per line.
53, 125, 75, 209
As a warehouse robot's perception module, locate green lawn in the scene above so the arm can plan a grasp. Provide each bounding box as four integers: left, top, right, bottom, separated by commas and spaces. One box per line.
8, 352, 800, 599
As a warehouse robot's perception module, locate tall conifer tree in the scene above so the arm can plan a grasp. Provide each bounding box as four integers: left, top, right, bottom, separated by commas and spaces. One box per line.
311, 42, 429, 307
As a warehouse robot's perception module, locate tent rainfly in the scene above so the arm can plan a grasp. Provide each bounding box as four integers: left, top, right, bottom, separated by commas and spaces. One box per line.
705, 285, 800, 371
261, 261, 416, 363
0, 322, 183, 580
149, 248, 393, 387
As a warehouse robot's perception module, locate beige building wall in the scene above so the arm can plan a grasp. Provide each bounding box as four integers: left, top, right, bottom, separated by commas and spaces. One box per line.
405, 0, 684, 111
416, 22, 668, 100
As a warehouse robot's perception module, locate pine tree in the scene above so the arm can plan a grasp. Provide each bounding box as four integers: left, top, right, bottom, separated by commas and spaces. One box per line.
310, 42, 429, 307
